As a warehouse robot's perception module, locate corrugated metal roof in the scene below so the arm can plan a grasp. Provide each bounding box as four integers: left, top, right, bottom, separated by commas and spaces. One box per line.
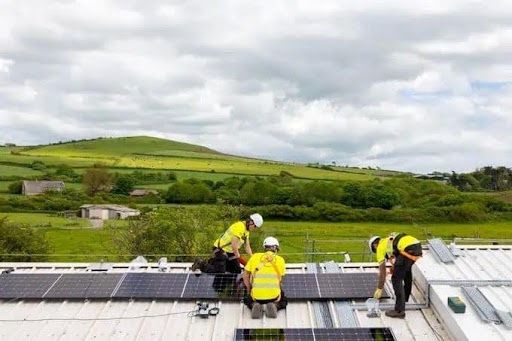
1, 244, 512, 341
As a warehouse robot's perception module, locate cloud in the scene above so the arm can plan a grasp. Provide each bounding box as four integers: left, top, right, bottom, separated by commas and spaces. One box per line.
0, 0, 511, 173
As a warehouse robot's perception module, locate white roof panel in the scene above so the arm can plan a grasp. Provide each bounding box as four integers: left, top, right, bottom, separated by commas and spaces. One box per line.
2, 244, 511, 341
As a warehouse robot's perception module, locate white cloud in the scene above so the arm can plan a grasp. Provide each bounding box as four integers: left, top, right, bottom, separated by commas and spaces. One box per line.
0, 0, 511, 173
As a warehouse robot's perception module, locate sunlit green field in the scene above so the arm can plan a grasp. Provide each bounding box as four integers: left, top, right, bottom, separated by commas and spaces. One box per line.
5, 136, 386, 181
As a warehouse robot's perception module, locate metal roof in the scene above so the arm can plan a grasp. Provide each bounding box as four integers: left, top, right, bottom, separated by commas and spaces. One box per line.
79, 204, 140, 212
1, 244, 512, 340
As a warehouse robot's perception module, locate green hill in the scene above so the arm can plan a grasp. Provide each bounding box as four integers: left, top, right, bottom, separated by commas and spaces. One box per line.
1, 136, 403, 181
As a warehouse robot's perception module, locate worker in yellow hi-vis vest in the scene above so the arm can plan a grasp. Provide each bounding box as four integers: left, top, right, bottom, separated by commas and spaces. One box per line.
369, 233, 422, 319
243, 237, 288, 319
191, 213, 263, 274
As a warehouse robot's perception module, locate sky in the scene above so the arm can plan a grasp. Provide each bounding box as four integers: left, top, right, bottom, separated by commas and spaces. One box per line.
1, 1, 511, 174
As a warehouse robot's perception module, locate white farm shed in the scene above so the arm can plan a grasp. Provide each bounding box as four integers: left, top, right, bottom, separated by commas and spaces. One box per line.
80, 204, 140, 220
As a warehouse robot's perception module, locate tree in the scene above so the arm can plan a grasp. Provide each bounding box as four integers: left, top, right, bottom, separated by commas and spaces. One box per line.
109, 205, 233, 261
0, 217, 50, 261
83, 167, 111, 196
111, 175, 135, 195
8, 181, 22, 194
55, 163, 77, 178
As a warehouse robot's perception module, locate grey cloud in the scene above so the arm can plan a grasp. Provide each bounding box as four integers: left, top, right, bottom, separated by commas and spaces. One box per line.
1, 1, 512, 173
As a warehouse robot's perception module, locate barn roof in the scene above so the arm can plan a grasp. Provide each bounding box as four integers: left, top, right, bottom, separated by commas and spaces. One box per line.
1, 243, 511, 340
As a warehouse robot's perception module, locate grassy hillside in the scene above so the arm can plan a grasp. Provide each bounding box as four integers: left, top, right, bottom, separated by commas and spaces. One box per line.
1, 136, 400, 181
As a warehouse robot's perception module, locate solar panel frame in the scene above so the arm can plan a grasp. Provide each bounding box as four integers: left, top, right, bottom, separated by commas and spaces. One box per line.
234, 328, 397, 341
112, 273, 188, 299
0, 273, 61, 299
44, 273, 124, 299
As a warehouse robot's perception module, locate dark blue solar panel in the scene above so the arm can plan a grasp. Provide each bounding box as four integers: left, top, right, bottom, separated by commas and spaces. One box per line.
282, 274, 320, 299
113, 273, 188, 299
44, 273, 124, 299
234, 328, 396, 341
317, 273, 389, 299
0, 274, 61, 299
182, 273, 246, 300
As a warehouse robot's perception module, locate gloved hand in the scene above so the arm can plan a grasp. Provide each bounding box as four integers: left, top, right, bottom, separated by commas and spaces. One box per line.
238, 257, 247, 266
373, 288, 382, 299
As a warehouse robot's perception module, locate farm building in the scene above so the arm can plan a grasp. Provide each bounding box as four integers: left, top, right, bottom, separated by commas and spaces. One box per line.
0, 240, 511, 340
21, 180, 65, 196
79, 204, 140, 220
129, 189, 158, 197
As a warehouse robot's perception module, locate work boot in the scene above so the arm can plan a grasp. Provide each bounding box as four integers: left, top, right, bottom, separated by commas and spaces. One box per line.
266, 303, 278, 318
191, 258, 205, 272
251, 302, 263, 319
385, 310, 405, 319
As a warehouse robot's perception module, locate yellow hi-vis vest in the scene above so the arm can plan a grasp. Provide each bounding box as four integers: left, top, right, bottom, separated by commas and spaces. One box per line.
248, 251, 284, 300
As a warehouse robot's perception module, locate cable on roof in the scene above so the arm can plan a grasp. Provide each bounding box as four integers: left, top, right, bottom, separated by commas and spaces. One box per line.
0, 310, 198, 322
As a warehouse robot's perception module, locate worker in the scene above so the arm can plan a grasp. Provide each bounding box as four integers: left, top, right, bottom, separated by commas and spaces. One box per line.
192, 213, 263, 274
243, 236, 288, 319
369, 232, 422, 318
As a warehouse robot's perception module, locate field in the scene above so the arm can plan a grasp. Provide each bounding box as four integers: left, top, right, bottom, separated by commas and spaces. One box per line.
3, 136, 510, 264
4, 212, 511, 263
0, 165, 45, 177
1, 136, 391, 181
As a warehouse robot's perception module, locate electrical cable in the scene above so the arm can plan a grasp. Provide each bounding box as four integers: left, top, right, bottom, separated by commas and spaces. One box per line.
0, 310, 199, 322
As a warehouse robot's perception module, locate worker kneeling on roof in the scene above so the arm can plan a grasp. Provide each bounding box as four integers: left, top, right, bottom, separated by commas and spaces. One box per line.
369, 232, 422, 319
192, 213, 263, 274
243, 236, 288, 319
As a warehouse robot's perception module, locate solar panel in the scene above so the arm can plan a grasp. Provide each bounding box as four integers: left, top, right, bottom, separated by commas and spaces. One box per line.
44, 273, 124, 299
182, 273, 246, 300
0, 274, 61, 299
281, 274, 320, 300
317, 273, 389, 299
234, 328, 396, 341
113, 273, 188, 299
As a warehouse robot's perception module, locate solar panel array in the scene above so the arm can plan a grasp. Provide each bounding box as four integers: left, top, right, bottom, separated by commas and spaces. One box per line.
234, 328, 396, 341
0, 272, 386, 300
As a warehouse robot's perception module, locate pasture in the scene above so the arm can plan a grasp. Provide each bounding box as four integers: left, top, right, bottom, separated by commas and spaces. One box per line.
6, 136, 386, 181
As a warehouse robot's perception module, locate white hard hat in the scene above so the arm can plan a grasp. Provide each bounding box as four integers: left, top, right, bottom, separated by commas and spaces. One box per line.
263, 236, 279, 248
250, 213, 264, 228
369, 236, 380, 253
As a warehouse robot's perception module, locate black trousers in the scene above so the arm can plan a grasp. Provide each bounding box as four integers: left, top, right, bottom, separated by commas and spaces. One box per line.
204, 249, 242, 274
391, 243, 422, 312
243, 291, 288, 310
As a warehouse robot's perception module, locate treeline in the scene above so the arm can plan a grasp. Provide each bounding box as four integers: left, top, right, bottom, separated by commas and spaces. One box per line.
449, 166, 512, 191
161, 174, 512, 223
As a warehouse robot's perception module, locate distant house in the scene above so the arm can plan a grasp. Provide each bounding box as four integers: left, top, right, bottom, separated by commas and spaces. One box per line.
80, 204, 140, 220
413, 173, 450, 184
22, 180, 65, 196
129, 189, 158, 197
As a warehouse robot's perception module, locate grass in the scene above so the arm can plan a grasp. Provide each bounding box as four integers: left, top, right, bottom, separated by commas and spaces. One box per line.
1, 213, 91, 227
44, 228, 116, 262
0, 181, 12, 192
0, 165, 45, 177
